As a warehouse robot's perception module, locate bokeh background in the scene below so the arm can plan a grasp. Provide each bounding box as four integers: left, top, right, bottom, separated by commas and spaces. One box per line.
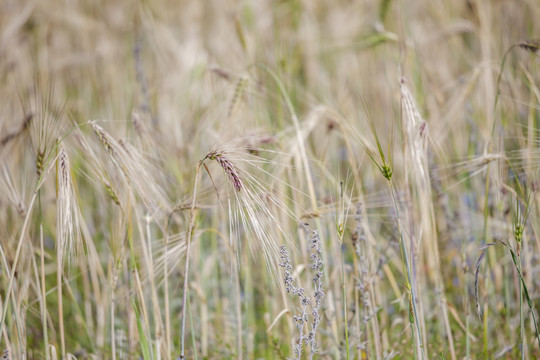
1, 0, 540, 359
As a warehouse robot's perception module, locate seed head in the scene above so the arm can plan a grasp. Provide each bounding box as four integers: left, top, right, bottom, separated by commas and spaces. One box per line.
381, 164, 393, 181
90, 121, 115, 156
518, 40, 540, 54
206, 150, 243, 191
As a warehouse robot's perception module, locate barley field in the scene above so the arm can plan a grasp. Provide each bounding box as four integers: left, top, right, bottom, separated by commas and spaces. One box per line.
1, 0, 540, 359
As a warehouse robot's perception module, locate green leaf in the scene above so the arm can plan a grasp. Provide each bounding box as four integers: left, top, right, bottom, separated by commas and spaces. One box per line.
133, 299, 152, 360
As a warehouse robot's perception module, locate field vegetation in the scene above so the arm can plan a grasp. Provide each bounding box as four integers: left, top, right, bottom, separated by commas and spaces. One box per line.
1, 0, 540, 359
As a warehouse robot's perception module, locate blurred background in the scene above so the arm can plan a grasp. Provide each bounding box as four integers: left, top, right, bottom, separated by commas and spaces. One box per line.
1, 0, 540, 359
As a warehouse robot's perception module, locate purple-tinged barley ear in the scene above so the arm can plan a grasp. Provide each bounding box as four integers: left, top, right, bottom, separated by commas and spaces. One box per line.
206, 150, 243, 191
209, 66, 232, 81
58, 148, 69, 186
518, 40, 540, 54
132, 112, 145, 137
131, 111, 153, 143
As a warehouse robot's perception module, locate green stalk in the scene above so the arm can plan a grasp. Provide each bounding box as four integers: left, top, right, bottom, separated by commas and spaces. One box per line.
463, 252, 470, 360
505, 244, 540, 351
188, 295, 199, 360
388, 183, 423, 359
519, 255, 525, 360
0, 121, 88, 345
481, 166, 491, 359
133, 299, 151, 360
340, 245, 350, 360
40, 224, 50, 360
180, 162, 202, 359
0, 192, 38, 340
57, 239, 66, 359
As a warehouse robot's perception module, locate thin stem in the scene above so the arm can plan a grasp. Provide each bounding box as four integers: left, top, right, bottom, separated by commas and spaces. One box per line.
388, 182, 423, 359
0, 120, 83, 343
463, 252, 470, 360
57, 242, 66, 359
188, 294, 199, 360
519, 254, 525, 360
341, 244, 350, 360
0, 191, 37, 339
111, 271, 116, 360
164, 229, 171, 359
254, 64, 318, 211
234, 256, 243, 360
180, 162, 202, 358
351, 254, 364, 360
40, 224, 50, 360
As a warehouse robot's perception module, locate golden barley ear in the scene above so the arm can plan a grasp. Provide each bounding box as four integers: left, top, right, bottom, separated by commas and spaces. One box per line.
90, 121, 115, 156
56, 145, 86, 264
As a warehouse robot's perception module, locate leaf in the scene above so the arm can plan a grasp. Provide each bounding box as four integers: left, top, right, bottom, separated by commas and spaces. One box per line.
133, 299, 152, 360
475, 243, 496, 320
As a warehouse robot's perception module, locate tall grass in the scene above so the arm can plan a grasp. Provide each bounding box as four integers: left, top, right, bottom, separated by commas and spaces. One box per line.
0, 0, 540, 359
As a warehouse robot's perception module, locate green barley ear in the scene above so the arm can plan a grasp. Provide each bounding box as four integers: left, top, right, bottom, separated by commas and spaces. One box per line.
24, 77, 67, 177
514, 221, 524, 245
513, 197, 524, 246
336, 181, 345, 241
105, 182, 121, 207
336, 180, 352, 245
228, 76, 249, 120
36, 150, 45, 177
381, 164, 393, 181
360, 95, 393, 181
406, 281, 414, 324
234, 16, 248, 53
511, 181, 533, 254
